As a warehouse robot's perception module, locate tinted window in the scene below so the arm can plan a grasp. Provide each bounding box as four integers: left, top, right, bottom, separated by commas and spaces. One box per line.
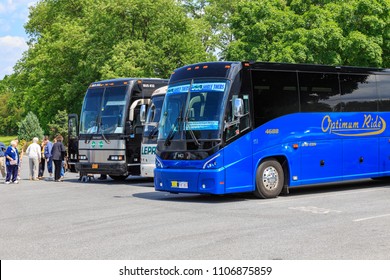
252, 71, 299, 127
377, 74, 390, 111
299, 73, 340, 112
339, 74, 377, 112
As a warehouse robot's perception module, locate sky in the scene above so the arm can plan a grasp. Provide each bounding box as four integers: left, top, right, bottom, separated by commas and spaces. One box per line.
0, 0, 38, 79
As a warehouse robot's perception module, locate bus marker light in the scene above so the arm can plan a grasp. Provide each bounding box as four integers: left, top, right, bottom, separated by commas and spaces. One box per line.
293, 144, 299, 149
203, 65, 208, 69
225, 65, 231, 69
187, 67, 192, 71
293, 176, 298, 181
219, 181, 224, 185
195, 66, 200, 70
244, 63, 250, 67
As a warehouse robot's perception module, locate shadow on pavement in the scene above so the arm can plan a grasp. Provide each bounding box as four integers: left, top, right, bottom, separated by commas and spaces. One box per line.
286, 179, 390, 197
131, 190, 253, 204
132, 179, 390, 203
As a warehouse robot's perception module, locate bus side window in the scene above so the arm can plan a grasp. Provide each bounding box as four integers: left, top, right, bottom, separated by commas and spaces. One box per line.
339, 74, 378, 112
299, 73, 340, 112
378, 74, 390, 111
252, 71, 299, 127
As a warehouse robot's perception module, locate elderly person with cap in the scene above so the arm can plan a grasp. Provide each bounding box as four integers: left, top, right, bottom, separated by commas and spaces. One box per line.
4, 140, 19, 184
26, 137, 42, 181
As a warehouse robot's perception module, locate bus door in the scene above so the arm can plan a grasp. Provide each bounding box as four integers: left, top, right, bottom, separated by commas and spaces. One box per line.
128, 99, 150, 165
68, 114, 79, 172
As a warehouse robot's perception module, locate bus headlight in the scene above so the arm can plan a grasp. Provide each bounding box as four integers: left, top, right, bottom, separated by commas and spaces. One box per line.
108, 155, 124, 161
78, 155, 88, 160
203, 153, 221, 169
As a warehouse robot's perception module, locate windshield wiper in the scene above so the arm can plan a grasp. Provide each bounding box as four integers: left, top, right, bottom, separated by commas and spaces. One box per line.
85, 115, 100, 144
147, 126, 159, 139
99, 118, 111, 144
164, 104, 185, 146
184, 107, 201, 147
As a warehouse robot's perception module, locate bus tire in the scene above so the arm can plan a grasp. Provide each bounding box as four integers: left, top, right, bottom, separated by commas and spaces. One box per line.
109, 175, 128, 181
254, 159, 284, 199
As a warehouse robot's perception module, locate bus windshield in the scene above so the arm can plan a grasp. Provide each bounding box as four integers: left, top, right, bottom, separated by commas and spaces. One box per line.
143, 94, 165, 140
158, 80, 229, 143
80, 85, 128, 134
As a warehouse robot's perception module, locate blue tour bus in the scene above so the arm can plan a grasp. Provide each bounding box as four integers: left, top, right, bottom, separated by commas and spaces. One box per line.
154, 61, 390, 198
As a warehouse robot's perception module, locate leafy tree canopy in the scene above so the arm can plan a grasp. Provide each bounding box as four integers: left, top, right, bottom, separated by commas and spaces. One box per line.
9, 0, 211, 130
226, 0, 390, 67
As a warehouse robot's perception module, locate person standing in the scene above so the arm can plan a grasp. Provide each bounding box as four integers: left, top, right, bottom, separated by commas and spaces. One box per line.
4, 140, 19, 184
51, 135, 66, 182
43, 136, 53, 178
38, 137, 47, 179
26, 137, 41, 181
14, 139, 23, 180
0, 141, 6, 179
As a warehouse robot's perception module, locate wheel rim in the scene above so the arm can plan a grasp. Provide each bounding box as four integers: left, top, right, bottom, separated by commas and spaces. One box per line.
262, 166, 279, 190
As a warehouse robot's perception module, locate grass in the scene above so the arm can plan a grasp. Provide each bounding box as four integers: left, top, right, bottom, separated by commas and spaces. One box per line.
0, 135, 17, 145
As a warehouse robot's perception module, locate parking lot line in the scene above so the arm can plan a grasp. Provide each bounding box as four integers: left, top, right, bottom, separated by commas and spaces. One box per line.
353, 213, 390, 222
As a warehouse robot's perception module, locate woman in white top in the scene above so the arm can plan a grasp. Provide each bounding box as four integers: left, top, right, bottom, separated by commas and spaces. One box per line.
26, 137, 42, 180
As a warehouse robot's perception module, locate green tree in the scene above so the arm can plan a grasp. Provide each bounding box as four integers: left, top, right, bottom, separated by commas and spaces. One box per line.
18, 111, 44, 141
47, 110, 68, 145
0, 76, 24, 135
225, 0, 390, 67
12, 0, 211, 131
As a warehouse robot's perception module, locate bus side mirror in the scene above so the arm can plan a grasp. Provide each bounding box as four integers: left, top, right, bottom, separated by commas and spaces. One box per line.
140, 104, 147, 123
233, 98, 244, 118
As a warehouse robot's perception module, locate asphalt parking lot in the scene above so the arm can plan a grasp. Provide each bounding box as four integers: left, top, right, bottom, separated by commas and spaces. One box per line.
1, 157, 390, 260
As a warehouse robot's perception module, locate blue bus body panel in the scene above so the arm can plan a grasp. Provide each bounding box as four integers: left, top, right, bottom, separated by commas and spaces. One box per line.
155, 112, 390, 194
224, 133, 254, 193
379, 137, 390, 176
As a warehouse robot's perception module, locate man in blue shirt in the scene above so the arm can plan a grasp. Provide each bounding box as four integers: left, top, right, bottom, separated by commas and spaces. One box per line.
43, 136, 53, 178
0, 141, 6, 178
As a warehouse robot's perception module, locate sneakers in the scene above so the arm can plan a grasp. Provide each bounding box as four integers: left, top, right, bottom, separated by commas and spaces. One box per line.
13, 180, 19, 184
5, 181, 10, 184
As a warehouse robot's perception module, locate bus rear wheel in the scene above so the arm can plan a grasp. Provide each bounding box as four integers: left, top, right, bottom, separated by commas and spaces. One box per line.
109, 175, 128, 181
254, 159, 284, 199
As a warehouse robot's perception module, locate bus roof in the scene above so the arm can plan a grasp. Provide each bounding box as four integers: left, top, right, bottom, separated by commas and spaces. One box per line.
89, 78, 168, 87
151, 85, 168, 97
249, 61, 390, 74
170, 61, 389, 83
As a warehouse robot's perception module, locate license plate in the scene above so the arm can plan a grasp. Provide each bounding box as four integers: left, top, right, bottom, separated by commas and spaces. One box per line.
171, 181, 188, 189
92, 164, 99, 169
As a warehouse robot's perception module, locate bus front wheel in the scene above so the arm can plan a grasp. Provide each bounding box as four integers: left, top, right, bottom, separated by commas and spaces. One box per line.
254, 159, 284, 199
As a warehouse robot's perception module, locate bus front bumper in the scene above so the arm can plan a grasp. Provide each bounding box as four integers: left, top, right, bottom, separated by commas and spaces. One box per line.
154, 168, 225, 194
75, 162, 128, 175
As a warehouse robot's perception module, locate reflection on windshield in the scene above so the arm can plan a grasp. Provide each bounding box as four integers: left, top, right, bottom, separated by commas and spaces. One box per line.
80, 85, 128, 134
158, 80, 228, 142
143, 95, 164, 139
